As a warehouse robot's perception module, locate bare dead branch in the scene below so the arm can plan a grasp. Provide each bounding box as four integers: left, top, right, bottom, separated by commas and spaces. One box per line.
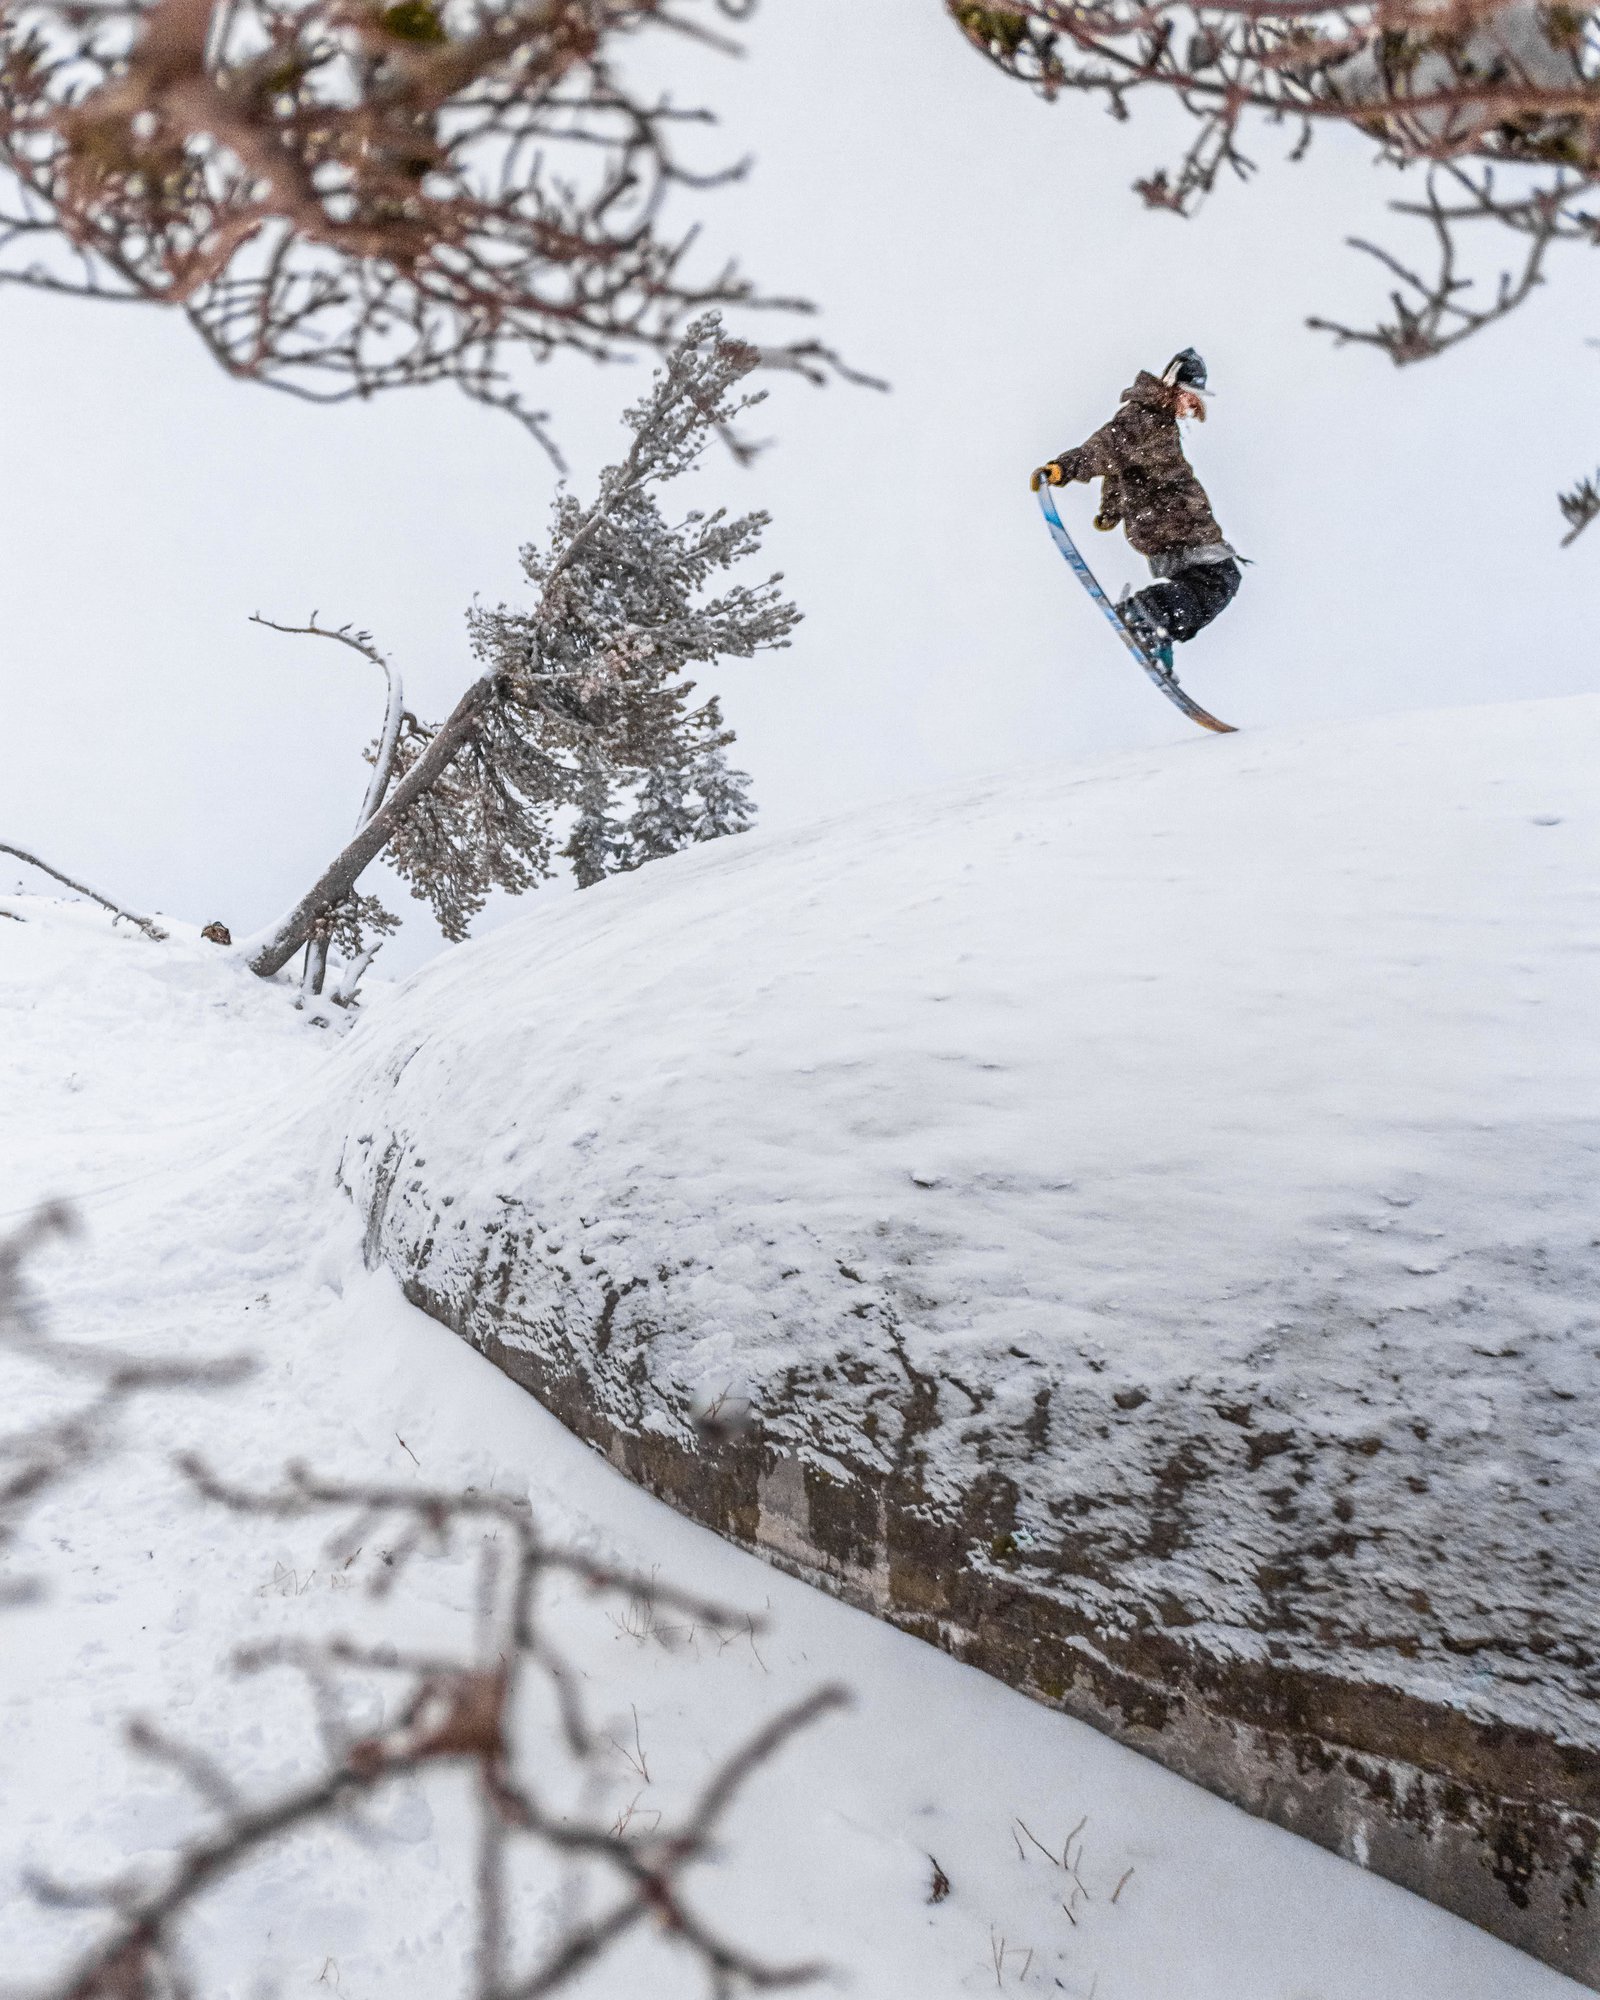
1559, 465, 1600, 542
949, 0, 1600, 186
0, 842, 167, 940
1307, 162, 1566, 361
176, 1451, 771, 1631
124, 1718, 246, 1815
251, 613, 406, 828
6, 1154, 848, 2000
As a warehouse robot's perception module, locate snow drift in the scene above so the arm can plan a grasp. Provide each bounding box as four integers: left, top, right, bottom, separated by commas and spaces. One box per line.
340, 696, 1600, 1980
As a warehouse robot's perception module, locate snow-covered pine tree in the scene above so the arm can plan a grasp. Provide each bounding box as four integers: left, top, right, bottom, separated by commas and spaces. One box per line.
684, 698, 757, 845
620, 755, 698, 873
562, 763, 630, 890
247, 317, 798, 975
573, 698, 756, 884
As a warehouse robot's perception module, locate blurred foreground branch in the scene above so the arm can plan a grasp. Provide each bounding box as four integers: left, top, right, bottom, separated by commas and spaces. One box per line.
1557, 461, 1600, 539
27, 1455, 846, 1999
0, 0, 861, 443
0, 1204, 247, 1603
5, 1211, 847, 1996
948, 0, 1600, 537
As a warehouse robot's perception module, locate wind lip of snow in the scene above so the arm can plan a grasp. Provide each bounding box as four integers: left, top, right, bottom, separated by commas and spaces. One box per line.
338, 693, 1600, 1756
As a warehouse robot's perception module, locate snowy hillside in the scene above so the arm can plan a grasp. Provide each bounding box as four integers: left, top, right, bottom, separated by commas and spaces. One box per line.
3, 893, 1579, 1998
340, 696, 1600, 1979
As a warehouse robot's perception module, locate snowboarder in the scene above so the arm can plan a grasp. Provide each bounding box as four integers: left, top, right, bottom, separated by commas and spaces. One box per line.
1030, 349, 1240, 666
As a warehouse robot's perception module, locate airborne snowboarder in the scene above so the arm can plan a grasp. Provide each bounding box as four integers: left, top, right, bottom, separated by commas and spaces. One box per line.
1030, 349, 1240, 666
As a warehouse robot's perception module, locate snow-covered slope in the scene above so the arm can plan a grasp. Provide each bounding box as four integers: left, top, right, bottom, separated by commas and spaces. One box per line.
3, 893, 1580, 1998
340, 697, 1600, 1978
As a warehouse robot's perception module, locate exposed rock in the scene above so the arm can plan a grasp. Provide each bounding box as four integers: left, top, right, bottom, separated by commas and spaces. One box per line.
341, 699, 1600, 1981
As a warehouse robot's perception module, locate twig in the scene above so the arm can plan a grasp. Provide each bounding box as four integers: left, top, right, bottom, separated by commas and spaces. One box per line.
1308, 165, 1562, 365
1015, 1818, 1063, 1867
606, 1703, 650, 1781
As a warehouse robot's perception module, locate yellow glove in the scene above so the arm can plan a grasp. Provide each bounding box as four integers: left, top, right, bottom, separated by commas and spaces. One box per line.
1029, 462, 1065, 493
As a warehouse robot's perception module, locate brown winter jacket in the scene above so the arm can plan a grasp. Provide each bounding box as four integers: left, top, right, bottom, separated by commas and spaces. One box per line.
1048, 370, 1228, 566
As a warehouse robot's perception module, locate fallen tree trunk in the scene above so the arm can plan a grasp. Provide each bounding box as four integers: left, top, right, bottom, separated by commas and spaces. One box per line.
243, 678, 494, 978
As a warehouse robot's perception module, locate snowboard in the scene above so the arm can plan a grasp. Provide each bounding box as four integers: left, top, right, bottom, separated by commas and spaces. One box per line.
1036, 485, 1237, 736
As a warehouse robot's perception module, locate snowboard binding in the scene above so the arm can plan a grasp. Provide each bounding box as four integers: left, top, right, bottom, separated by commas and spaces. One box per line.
1116, 589, 1175, 677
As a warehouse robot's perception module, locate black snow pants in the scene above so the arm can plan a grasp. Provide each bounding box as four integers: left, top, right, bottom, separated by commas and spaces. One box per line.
1127, 557, 1241, 645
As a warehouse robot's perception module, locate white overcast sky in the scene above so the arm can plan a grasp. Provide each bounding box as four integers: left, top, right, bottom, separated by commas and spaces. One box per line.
4, 0, 1598, 969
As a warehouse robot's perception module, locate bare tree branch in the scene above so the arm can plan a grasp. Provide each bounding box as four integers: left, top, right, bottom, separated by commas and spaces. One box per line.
0, 1206, 250, 1601
949, 1, 1600, 539
1558, 464, 1600, 541
21, 1446, 845, 2000
0, 842, 168, 940
250, 613, 406, 829
5, 1183, 848, 1999
0, 0, 861, 438
949, 0, 1600, 185
248, 610, 412, 999
1307, 163, 1567, 362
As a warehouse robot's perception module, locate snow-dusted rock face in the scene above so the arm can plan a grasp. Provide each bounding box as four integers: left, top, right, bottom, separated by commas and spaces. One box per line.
342, 698, 1600, 1980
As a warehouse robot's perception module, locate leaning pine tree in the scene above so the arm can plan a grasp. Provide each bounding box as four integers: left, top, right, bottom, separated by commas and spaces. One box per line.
245, 318, 796, 982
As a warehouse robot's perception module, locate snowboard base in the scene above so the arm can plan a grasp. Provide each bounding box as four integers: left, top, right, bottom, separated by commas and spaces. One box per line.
1037, 485, 1237, 736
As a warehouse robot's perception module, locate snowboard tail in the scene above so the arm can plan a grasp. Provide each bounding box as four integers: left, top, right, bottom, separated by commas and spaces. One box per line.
1036, 486, 1237, 736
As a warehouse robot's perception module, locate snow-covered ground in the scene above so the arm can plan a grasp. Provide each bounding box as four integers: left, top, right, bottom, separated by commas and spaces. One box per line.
342, 696, 1600, 1751
0, 707, 1590, 1997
